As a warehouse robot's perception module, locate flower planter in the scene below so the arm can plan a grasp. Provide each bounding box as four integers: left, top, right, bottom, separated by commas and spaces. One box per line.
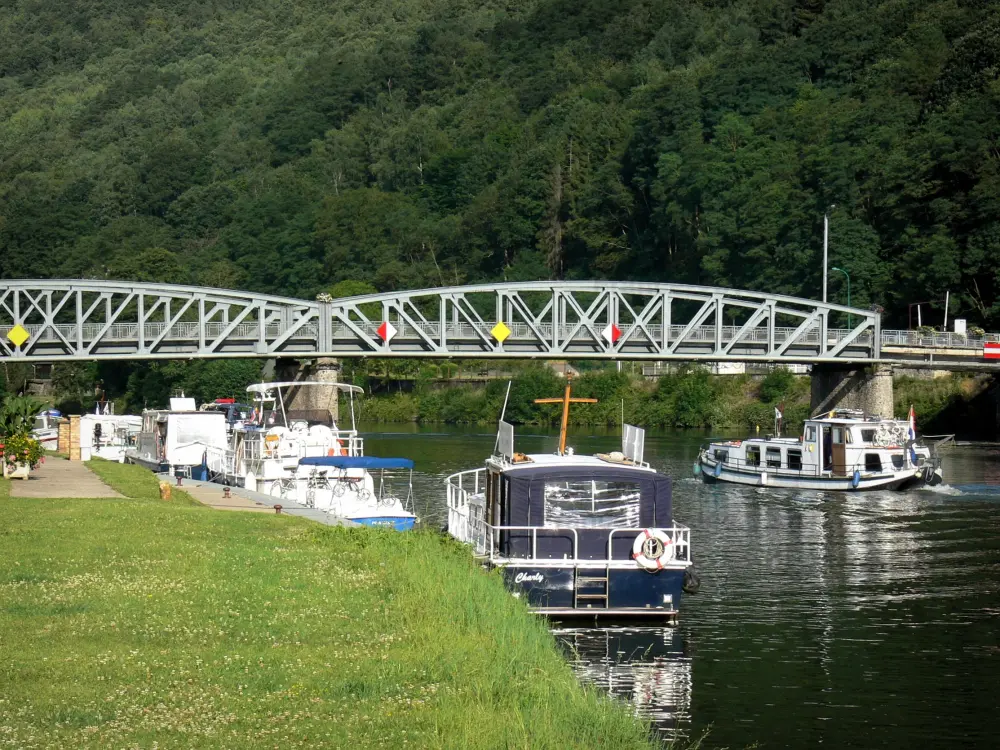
3, 461, 30, 480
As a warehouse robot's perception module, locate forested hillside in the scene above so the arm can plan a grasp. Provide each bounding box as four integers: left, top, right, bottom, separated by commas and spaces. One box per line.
2, 0, 999, 328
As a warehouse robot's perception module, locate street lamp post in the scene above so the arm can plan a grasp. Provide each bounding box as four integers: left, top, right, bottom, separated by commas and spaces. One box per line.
831, 266, 851, 328
822, 205, 835, 303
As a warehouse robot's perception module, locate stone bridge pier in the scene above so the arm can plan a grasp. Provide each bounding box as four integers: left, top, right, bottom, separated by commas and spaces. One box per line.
810, 364, 895, 418
273, 357, 341, 424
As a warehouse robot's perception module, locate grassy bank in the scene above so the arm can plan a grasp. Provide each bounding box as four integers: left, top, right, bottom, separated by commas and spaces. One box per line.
0, 463, 655, 749
354, 366, 811, 431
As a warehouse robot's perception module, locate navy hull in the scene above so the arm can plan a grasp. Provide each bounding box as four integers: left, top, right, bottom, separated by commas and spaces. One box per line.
499, 564, 684, 622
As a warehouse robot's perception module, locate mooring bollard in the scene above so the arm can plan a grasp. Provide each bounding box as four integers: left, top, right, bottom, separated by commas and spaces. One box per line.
274, 504, 282, 515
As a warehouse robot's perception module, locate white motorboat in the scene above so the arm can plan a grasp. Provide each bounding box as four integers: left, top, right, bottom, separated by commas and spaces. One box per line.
126, 397, 229, 479
31, 409, 61, 450
696, 408, 946, 491
212, 382, 416, 529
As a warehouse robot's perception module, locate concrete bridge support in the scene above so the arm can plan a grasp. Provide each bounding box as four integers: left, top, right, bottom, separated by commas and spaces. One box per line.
274, 357, 341, 424
810, 364, 895, 418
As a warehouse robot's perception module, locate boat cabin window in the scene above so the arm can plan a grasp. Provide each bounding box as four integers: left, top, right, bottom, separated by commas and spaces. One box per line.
787, 449, 802, 470
765, 447, 782, 468
805, 425, 817, 442
832, 427, 844, 443
543, 480, 641, 529
746, 446, 760, 466
713, 449, 729, 463
865, 453, 882, 472
890, 453, 905, 469
861, 429, 876, 443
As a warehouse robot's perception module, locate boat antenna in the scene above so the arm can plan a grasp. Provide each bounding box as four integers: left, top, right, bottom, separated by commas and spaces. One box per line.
494, 380, 512, 455
534, 377, 597, 455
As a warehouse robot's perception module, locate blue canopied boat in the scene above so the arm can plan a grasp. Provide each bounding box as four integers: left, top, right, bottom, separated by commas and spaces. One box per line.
446, 380, 699, 623
296, 455, 417, 530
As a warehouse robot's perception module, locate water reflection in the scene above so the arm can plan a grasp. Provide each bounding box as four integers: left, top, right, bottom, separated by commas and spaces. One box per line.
553, 627, 692, 741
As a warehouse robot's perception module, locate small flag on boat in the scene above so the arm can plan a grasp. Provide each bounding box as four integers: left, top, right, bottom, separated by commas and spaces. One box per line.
908, 405, 918, 463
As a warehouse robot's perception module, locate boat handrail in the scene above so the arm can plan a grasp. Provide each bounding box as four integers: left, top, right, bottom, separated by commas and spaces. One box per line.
487, 525, 579, 562
483, 523, 690, 565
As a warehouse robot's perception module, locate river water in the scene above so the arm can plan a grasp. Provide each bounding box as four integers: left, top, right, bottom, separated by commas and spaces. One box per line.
362, 425, 1000, 749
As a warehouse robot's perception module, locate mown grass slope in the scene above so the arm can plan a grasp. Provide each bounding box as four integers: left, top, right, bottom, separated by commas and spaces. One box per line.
0, 464, 655, 748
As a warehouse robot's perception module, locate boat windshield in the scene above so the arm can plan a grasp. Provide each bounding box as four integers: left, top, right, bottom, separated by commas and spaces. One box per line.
542, 479, 641, 529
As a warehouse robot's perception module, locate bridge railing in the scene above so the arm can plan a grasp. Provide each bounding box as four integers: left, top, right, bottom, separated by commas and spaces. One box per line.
879, 330, 999, 349
14, 321, 880, 348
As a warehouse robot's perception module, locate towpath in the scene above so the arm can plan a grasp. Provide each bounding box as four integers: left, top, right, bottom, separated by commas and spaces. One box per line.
8, 458, 123, 499
156, 475, 358, 527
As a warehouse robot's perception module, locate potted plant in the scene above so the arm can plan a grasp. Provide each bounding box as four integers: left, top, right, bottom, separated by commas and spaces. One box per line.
1, 432, 42, 479
1, 395, 46, 480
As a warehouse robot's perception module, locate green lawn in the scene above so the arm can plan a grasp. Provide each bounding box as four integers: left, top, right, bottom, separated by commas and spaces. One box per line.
0, 464, 656, 748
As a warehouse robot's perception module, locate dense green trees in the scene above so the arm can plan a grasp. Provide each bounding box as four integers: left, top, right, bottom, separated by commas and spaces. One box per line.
2, 0, 1000, 408
2, 0, 998, 328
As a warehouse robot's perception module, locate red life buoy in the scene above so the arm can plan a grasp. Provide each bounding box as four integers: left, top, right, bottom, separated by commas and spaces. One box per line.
632, 528, 675, 571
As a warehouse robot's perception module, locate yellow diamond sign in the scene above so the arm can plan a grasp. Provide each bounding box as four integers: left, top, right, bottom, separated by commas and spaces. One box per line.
491, 321, 511, 343
6, 325, 29, 347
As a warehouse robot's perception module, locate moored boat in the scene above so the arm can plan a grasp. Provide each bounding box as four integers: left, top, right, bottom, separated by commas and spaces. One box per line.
125, 397, 228, 479
695, 408, 946, 491
31, 409, 61, 451
211, 381, 417, 529
446, 380, 698, 623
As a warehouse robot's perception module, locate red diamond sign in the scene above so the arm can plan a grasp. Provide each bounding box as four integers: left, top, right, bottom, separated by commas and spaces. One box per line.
377, 321, 397, 343
602, 323, 622, 344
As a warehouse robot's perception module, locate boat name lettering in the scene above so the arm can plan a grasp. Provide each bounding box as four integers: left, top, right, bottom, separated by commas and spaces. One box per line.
514, 572, 544, 584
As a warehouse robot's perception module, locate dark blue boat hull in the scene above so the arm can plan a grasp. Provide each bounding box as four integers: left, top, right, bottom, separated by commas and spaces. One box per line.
498, 564, 685, 620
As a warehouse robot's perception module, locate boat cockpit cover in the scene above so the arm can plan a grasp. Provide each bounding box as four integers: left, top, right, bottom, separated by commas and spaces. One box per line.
500, 466, 672, 560
299, 456, 414, 470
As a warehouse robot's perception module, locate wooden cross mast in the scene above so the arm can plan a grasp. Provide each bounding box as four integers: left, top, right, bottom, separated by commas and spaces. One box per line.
534, 377, 597, 455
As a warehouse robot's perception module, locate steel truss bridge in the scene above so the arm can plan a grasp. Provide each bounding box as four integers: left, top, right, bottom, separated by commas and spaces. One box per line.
0, 280, 991, 365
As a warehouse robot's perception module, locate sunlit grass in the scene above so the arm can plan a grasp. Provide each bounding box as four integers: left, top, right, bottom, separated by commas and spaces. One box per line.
0, 462, 656, 748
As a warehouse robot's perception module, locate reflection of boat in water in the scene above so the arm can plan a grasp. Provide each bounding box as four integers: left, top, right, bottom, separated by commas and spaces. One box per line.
553, 627, 692, 736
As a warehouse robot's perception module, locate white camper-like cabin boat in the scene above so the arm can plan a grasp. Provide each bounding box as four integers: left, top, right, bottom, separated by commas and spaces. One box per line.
696, 410, 944, 491
79, 412, 142, 462
126, 397, 229, 480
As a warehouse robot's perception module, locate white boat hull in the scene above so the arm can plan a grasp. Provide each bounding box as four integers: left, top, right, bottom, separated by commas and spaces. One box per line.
696, 456, 941, 491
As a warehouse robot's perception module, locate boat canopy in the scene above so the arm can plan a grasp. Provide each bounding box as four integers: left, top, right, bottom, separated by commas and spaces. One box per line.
246, 381, 364, 395
503, 465, 672, 528
299, 456, 414, 470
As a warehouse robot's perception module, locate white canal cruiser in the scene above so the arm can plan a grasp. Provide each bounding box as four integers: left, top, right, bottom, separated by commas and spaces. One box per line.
209, 382, 416, 530
446, 381, 698, 623
696, 409, 945, 491
127, 397, 229, 480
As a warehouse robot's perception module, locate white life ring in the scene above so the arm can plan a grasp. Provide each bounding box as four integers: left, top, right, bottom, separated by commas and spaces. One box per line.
632, 528, 675, 571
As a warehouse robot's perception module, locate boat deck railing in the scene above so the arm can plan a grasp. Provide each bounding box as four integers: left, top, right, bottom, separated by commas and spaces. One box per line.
446, 467, 691, 565
240, 431, 365, 462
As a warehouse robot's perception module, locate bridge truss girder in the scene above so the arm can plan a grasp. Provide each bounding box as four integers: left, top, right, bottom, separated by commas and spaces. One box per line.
0, 280, 879, 363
